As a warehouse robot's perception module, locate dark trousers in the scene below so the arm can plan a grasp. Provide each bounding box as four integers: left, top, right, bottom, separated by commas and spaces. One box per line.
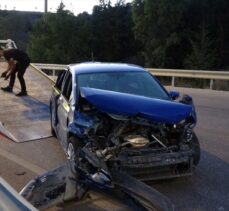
9, 61, 30, 92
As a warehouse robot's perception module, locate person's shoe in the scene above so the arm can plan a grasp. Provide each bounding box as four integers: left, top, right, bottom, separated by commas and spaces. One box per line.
1, 86, 13, 93
15, 91, 27, 97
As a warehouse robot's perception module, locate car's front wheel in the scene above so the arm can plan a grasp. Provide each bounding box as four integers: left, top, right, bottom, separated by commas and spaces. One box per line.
67, 137, 82, 161
190, 132, 201, 166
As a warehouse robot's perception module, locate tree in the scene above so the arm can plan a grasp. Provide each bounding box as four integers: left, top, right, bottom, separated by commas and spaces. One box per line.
184, 0, 229, 69
132, 0, 229, 69
184, 26, 216, 69
0, 10, 41, 50
28, 1, 142, 64
26, 0, 229, 68
92, 1, 142, 64
132, 0, 187, 68
28, 3, 92, 63
99, 0, 111, 8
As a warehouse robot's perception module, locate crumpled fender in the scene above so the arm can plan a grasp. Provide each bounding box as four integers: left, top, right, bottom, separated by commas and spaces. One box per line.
68, 112, 98, 138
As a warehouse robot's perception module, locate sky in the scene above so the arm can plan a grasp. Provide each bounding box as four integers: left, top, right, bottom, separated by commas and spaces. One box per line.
0, 0, 132, 15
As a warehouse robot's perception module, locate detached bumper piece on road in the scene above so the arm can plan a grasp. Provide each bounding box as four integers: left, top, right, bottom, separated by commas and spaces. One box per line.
20, 161, 175, 211
0, 177, 37, 211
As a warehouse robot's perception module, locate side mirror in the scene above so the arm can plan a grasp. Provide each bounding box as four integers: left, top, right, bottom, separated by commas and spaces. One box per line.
180, 94, 193, 105
169, 91, 180, 100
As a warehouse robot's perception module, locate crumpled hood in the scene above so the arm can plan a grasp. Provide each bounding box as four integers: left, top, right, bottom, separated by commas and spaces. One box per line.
80, 87, 193, 124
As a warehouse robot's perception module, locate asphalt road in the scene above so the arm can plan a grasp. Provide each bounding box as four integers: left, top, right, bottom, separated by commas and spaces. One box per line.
153, 87, 229, 211
0, 87, 228, 211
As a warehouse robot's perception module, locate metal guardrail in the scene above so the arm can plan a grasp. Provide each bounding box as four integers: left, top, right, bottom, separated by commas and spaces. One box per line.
148, 68, 229, 89
32, 63, 229, 90
1, 38, 228, 90
32, 63, 68, 77
30, 63, 56, 84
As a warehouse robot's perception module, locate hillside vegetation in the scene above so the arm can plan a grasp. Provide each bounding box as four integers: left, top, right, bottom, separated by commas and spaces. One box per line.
0, 10, 42, 50
0, 0, 229, 70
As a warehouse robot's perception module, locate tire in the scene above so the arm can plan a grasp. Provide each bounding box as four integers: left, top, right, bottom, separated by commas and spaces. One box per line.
67, 136, 83, 161
190, 132, 201, 166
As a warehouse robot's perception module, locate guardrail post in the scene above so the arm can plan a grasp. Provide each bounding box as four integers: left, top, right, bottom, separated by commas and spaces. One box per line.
171, 77, 175, 87
210, 79, 214, 90
53, 69, 56, 77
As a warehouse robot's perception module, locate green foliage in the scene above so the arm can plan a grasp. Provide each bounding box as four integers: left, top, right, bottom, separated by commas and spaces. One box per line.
133, 0, 186, 68
0, 10, 41, 50
183, 0, 229, 69
184, 27, 216, 70
92, 1, 142, 63
1, 0, 228, 69
29, 1, 142, 65
28, 4, 92, 63
132, 0, 229, 69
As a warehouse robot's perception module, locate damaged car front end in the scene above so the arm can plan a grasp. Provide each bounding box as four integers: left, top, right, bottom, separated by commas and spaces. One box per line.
60, 64, 200, 181
36, 62, 200, 209
50, 63, 200, 181
69, 86, 199, 181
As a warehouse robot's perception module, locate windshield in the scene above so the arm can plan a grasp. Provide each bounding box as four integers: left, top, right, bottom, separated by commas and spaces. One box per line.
78, 71, 169, 100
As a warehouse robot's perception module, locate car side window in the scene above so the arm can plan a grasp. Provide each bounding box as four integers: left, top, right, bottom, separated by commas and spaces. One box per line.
62, 71, 72, 101
55, 71, 66, 91
65, 78, 72, 101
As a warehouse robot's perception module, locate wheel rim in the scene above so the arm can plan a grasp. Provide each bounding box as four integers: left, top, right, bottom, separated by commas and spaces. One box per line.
67, 143, 75, 160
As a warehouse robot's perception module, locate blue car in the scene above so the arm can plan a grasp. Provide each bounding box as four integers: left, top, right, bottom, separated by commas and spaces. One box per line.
50, 62, 200, 181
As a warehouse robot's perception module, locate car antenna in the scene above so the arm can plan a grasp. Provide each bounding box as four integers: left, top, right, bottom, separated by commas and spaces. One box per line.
91, 48, 94, 62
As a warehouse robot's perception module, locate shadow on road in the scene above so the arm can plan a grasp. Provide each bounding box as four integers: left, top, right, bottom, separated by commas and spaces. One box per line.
15, 96, 50, 121
152, 150, 229, 211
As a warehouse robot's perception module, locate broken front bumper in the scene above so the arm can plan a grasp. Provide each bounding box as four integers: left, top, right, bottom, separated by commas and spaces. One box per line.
118, 150, 193, 181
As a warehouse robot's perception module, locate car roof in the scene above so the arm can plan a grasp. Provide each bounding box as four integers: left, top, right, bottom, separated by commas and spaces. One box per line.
69, 62, 146, 75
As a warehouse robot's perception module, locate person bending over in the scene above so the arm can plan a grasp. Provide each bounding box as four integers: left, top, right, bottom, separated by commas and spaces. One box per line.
0, 47, 30, 96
